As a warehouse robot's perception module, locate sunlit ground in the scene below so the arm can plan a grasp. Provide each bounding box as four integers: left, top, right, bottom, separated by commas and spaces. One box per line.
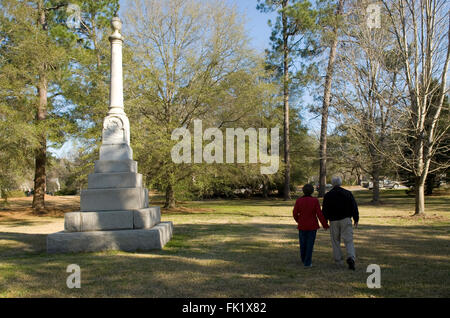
0, 189, 448, 297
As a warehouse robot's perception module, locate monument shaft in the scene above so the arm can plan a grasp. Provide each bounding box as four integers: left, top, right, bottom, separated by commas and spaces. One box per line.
109, 17, 124, 114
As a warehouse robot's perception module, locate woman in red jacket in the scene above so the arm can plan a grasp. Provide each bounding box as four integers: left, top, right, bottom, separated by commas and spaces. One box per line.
292, 184, 329, 267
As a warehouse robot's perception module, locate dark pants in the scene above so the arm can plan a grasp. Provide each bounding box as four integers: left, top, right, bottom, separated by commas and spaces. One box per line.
299, 230, 317, 266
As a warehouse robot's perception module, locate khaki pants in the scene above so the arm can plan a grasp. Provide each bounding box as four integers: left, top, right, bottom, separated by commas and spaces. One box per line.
329, 217, 355, 264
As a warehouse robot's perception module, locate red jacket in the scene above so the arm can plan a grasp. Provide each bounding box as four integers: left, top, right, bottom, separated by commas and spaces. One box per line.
293, 196, 329, 231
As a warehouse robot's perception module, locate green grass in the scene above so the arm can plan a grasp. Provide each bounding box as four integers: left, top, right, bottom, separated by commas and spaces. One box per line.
0, 190, 449, 297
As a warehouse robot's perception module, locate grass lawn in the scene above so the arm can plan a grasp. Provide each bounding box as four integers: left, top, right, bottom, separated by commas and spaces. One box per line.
0, 189, 449, 297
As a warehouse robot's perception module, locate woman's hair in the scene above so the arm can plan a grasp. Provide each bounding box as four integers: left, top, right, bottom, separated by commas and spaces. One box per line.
302, 184, 314, 196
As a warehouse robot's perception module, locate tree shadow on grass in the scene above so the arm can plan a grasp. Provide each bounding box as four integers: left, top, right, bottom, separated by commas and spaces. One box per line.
0, 232, 47, 256
0, 222, 448, 297
353, 191, 450, 210
181, 198, 297, 208
0, 219, 42, 227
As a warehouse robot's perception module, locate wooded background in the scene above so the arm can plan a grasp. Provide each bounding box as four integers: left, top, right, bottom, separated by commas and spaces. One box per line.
0, 0, 448, 214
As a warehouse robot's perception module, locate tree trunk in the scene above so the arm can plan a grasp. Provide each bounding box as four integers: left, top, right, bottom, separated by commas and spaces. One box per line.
413, 129, 426, 215
372, 169, 380, 204
318, 115, 328, 197
425, 173, 435, 195
318, 0, 344, 197
32, 74, 47, 214
262, 177, 269, 199
282, 1, 290, 201
1, 189, 8, 204
415, 177, 425, 215
32, 2, 48, 214
164, 180, 175, 209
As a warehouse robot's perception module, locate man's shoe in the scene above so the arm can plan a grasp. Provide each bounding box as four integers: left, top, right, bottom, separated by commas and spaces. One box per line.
347, 257, 355, 270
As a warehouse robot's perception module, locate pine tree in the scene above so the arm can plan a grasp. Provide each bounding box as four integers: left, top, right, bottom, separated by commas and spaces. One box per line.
257, 0, 317, 200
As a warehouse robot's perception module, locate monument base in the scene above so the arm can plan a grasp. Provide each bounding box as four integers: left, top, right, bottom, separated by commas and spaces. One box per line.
47, 221, 173, 254
64, 207, 161, 232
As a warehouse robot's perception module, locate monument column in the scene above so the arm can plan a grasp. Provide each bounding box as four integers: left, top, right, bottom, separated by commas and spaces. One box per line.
99, 16, 131, 159
109, 17, 125, 115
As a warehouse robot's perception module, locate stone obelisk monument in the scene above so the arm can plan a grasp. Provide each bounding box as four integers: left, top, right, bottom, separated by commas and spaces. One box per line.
47, 17, 173, 254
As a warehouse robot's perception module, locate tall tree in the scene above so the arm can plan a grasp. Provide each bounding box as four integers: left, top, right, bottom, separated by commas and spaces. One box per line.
257, 0, 317, 200
0, 0, 73, 213
0, 3, 38, 199
382, 0, 450, 214
33, 0, 51, 213
332, 0, 402, 203
124, 0, 271, 208
317, 0, 345, 197
397, 82, 450, 196
0, 0, 119, 213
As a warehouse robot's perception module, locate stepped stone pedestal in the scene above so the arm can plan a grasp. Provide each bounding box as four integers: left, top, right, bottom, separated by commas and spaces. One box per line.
47, 157, 173, 254
47, 16, 172, 254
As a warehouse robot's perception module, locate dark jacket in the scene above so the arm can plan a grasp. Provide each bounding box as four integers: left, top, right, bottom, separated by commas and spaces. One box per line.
322, 186, 359, 223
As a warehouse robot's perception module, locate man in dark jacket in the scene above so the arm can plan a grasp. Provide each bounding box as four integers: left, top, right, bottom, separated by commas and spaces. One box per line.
322, 176, 359, 270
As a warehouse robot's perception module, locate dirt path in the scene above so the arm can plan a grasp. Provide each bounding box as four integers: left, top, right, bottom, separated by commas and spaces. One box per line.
0, 196, 76, 253
0, 195, 80, 217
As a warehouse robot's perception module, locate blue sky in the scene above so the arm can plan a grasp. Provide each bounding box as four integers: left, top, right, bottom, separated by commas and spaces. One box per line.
224, 0, 276, 53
